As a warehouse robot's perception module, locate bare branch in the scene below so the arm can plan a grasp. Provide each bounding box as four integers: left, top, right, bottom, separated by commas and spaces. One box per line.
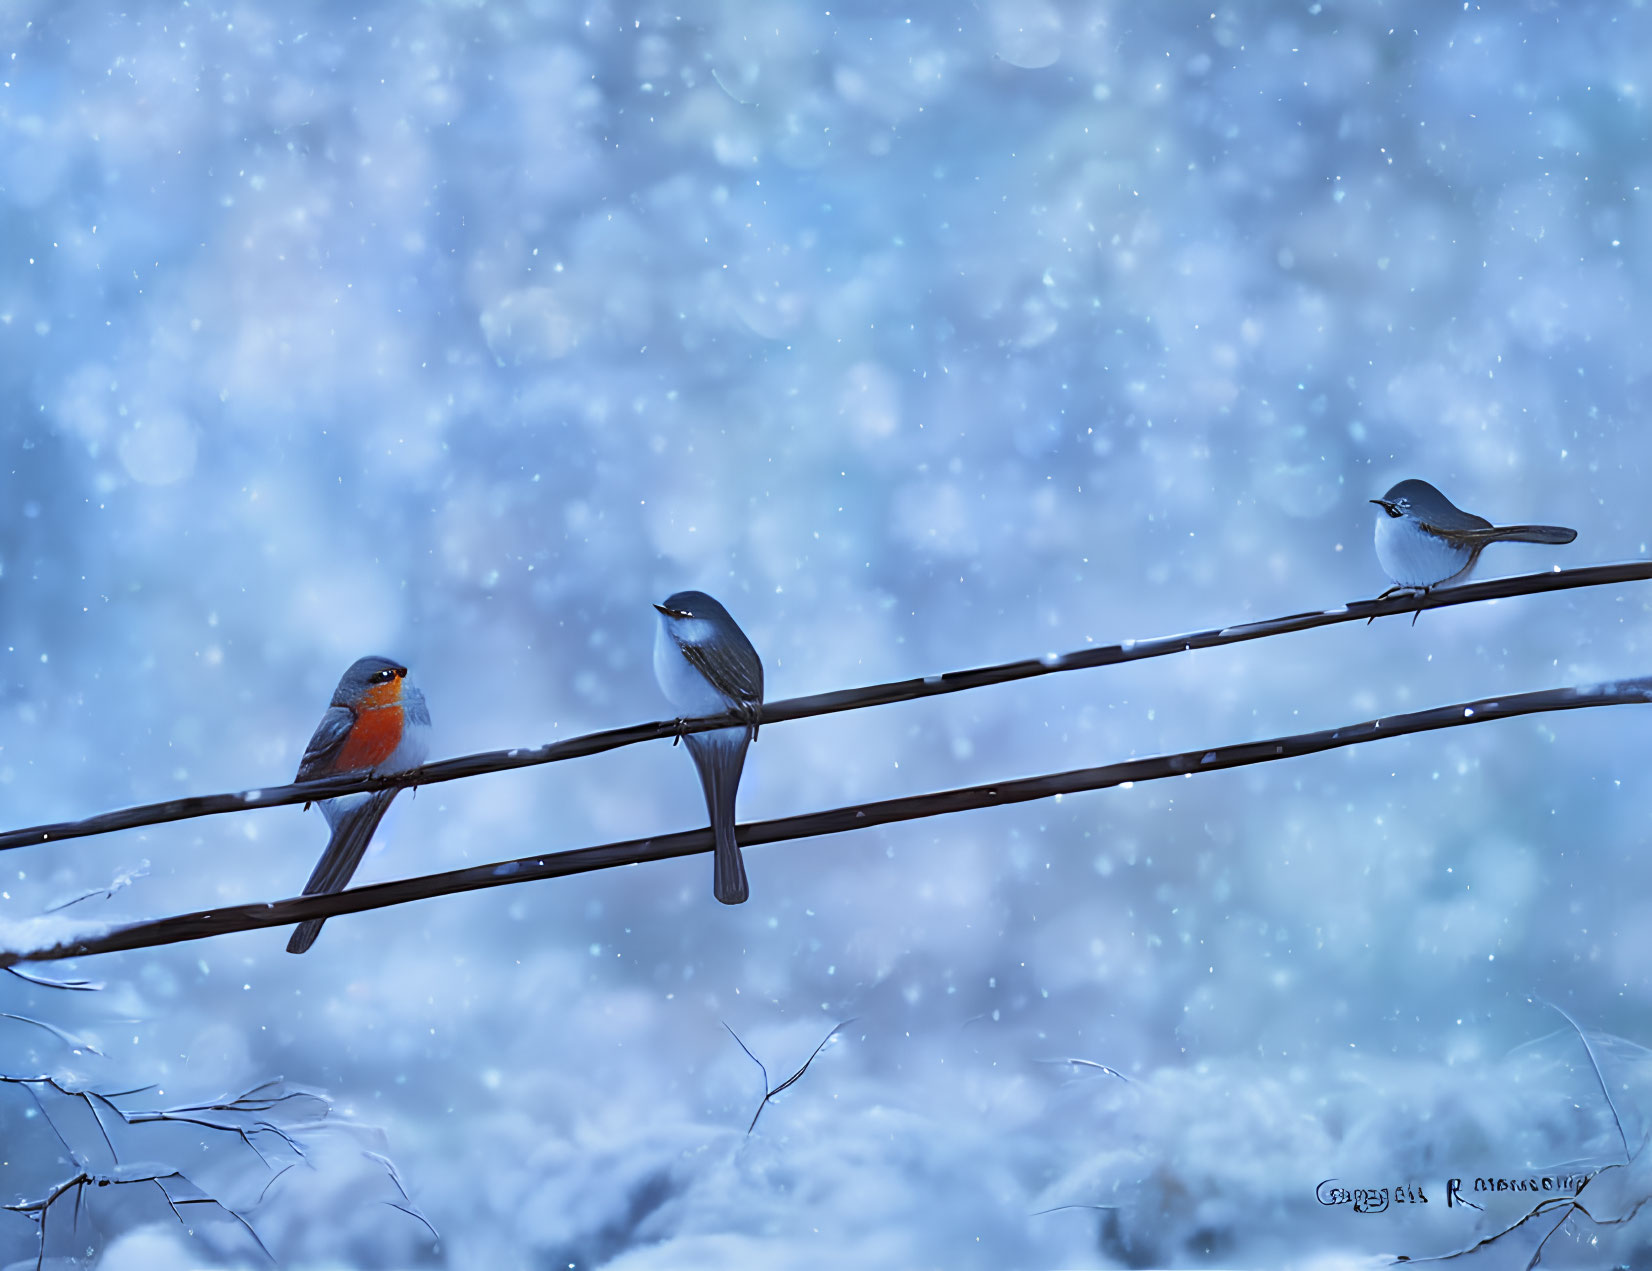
4, 1170, 91, 1216
1032, 1202, 1121, 1216
1396, 1002, 1652, 1267
253, 1161, 298, 1207
6, 1161, 278, 1268
154, 1171, 277, 1264
0, 1071, 425, 1266
1393, 1202, 1577, 1267
118, 1081, 327, 1163
1, 676, 1647, 967
1540, 998, 1632, 1163
20, 1082, 90, 1163
45, 860, 150, 912
723, 1022, 770, 1111
1, 562, 1646, 854
0, 1011, 104, 1055
726, 1020, 853, 1134
1035, 1057, 1131, 1082
365, 1150, 440, 1241
384, 1198, 441, 1241
3, 965, 102, 991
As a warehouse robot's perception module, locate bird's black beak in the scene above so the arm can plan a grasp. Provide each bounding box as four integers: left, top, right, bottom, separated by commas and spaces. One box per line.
1370, 499, 1400, 517
653, 603, 670, 615
654, 603, 691, 619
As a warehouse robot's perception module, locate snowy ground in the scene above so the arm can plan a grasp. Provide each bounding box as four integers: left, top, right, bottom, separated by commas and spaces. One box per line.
2, 1, 1652, 1267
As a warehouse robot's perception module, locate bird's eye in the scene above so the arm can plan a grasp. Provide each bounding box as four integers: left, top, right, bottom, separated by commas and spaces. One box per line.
375, 669, 396, 683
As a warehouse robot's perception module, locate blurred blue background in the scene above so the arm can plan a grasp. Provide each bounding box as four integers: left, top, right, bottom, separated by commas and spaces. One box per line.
1, 1, 1650, 1266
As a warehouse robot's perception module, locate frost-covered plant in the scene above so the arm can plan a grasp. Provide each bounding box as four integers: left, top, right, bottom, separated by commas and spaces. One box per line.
0, 941, 434, 1267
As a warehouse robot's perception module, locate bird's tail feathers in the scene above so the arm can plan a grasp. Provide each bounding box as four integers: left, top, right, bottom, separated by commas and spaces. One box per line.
1469, 523, 1578, 546
686, 732, 750, 906
287, 788, 399, 954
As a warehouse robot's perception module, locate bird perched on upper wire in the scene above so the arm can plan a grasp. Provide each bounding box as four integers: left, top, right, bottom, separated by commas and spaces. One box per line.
287, 655, 431, 953
1369, 478, 1577, 623
653, 591, 764, 905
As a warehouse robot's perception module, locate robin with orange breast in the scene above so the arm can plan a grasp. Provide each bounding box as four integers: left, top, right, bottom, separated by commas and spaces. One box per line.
287, 655, 431, 954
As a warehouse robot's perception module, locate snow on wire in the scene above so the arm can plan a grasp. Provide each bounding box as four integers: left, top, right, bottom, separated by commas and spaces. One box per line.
0, 559, 1648, 856
3, 675, 1651, 967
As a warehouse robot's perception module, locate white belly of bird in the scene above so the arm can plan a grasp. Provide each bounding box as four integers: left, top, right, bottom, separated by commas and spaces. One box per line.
1374, 516, 1473, 588
654, 619, 732, 716
382, 717, 431, 774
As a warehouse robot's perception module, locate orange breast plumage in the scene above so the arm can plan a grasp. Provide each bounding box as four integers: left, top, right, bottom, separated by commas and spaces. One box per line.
334, 680, 405, 772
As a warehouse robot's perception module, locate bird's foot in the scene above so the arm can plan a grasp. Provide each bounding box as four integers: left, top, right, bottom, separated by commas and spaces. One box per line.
1367, 584, 1430, 624
671, 717, 690, 747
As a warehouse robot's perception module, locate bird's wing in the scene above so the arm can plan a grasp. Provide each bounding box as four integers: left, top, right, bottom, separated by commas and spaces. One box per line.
1415, 505, 1493, 537
295, 706, 357, 781
675, 632, 764, 712
1415, 515, 1491, 544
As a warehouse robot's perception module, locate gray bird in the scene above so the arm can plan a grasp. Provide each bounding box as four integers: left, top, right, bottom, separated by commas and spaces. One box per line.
1370, 479, 1576, 616
653, 591, 763, 905
288, 655, 431, 954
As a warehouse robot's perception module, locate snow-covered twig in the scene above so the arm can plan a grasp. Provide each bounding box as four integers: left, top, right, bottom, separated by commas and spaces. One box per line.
725, 1019, 853, 1134
1397, 1006, 1652, 1268
0, 1072, 430, 1267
